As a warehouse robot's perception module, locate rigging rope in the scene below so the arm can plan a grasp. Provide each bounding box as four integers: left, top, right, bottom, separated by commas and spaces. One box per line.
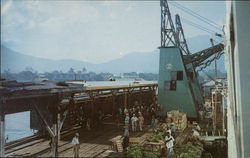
169, 1, 223, 32
181, 17, 217, 34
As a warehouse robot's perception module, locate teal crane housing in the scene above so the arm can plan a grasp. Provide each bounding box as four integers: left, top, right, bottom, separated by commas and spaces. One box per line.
158, 47, 201, 117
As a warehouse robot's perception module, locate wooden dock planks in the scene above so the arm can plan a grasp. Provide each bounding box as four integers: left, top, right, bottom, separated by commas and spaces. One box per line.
6, 125, 158, 157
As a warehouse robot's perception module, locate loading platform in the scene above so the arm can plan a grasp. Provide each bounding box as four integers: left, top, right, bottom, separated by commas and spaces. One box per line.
0, 80, 158, 157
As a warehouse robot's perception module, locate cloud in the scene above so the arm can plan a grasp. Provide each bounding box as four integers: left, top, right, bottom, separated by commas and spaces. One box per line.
125, 4, 133, 12
1, 1, 226, 64
1, 0, 13, 15
102, 1, 122, 7
2, 1, 100, 31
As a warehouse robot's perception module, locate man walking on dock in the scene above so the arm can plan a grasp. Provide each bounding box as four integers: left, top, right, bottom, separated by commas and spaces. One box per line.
123, 125, 130, 149
138, 112, 144, 131
125, 113, 130, 127
131, 113, 138, 132
151, 116, 158, 133
72, 133, 80, 157
165, 132, 174, 158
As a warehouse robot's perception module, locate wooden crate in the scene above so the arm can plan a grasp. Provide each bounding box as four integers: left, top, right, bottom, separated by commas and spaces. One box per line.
116, 140, 124, 152
129, 137, 140, 145
144, 141, 165, 152
110, 135, 123, 152
167, 110, 187, 132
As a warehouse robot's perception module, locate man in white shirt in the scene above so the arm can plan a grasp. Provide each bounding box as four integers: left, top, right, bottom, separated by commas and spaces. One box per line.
131, 114, 138, 132
192, 129, 200, 137
72, 133, 80, 157
138, 112, 144, 131
165, 132, 174, 158
195, 124, 201, 132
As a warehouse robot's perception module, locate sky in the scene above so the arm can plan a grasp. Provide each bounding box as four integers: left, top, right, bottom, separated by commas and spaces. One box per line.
1, 0, 226, 64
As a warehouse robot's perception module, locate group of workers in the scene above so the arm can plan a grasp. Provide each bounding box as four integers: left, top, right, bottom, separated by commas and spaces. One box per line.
122, 105, 178, 158
122, 105, 159, 149
124, 112, 144, 132
69, 104, 161, 157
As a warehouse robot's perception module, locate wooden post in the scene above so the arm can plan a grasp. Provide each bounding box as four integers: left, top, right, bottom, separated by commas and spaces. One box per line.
51, 124, 57, 157
112, 90, 115, 117
58, 111, 68, 141
33, 98, 59, 157
0, 112, 5, 157
52, 99, 59, 157
57, 113, 61, 141
90, 92, 95, 129
139, 87, 142, 106
124, 90, 127, 108
152, 86, 157, 106
127, 88, 131, 108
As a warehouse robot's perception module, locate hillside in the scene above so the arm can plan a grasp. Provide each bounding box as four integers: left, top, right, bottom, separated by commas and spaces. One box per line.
1, 35, 225, 74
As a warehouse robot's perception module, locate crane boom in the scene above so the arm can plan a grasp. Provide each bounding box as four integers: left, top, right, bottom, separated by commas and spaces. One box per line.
160, 0, 178, 47
183, 43, 224, 67
175, 14, 191, 55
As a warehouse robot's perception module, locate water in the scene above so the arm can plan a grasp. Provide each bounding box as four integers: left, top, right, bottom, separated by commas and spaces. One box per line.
5, 80, 157, 142
5, 112, 34, 142
69, 80, 157, 87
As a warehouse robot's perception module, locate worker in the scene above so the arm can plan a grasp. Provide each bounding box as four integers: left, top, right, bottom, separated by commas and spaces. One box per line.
5, 135, 8, 144
98, 110, 104, 125
118, 107, 123, 115
165, 132, 174, 158
166, 126, 172, 137
138, 112, 144, 131
132, 106, 136, 113
124, 107, 128, 114
124, 113, 130, 127
131, 113, 138, 132
86, 118, 91, 131
49, 137, 52, 152
195, 124, 201, 132
72, 133, 80, 157
151, 116, 158, 134
192, 129, 200, 137
123, 125, 130, 149
170, 123, 177, 138
150, 107, 156, 120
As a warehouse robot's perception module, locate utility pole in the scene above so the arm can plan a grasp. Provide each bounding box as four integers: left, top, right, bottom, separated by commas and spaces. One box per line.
210, 38, 217, 83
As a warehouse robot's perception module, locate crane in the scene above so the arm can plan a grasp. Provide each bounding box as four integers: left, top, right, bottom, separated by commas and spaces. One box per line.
158, 0, 224, 118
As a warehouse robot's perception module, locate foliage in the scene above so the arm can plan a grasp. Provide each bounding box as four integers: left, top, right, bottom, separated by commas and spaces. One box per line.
143, 151, 159, 158
126, 144, 143, 158
148, 131, 166, 142
174, 142, 203, 158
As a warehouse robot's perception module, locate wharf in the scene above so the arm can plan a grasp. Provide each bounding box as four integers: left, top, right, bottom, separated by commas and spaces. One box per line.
0, 80, 158, 157
5, 123, 192, 157
6, 124, 153, 157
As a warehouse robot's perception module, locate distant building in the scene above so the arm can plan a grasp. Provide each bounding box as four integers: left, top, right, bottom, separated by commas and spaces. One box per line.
202, 78, 227, 99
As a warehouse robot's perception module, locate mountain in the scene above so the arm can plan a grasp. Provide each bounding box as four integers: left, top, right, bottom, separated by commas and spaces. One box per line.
1, 45, 96, 73
1, 45, 159, 73
1, 35, 225, 74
